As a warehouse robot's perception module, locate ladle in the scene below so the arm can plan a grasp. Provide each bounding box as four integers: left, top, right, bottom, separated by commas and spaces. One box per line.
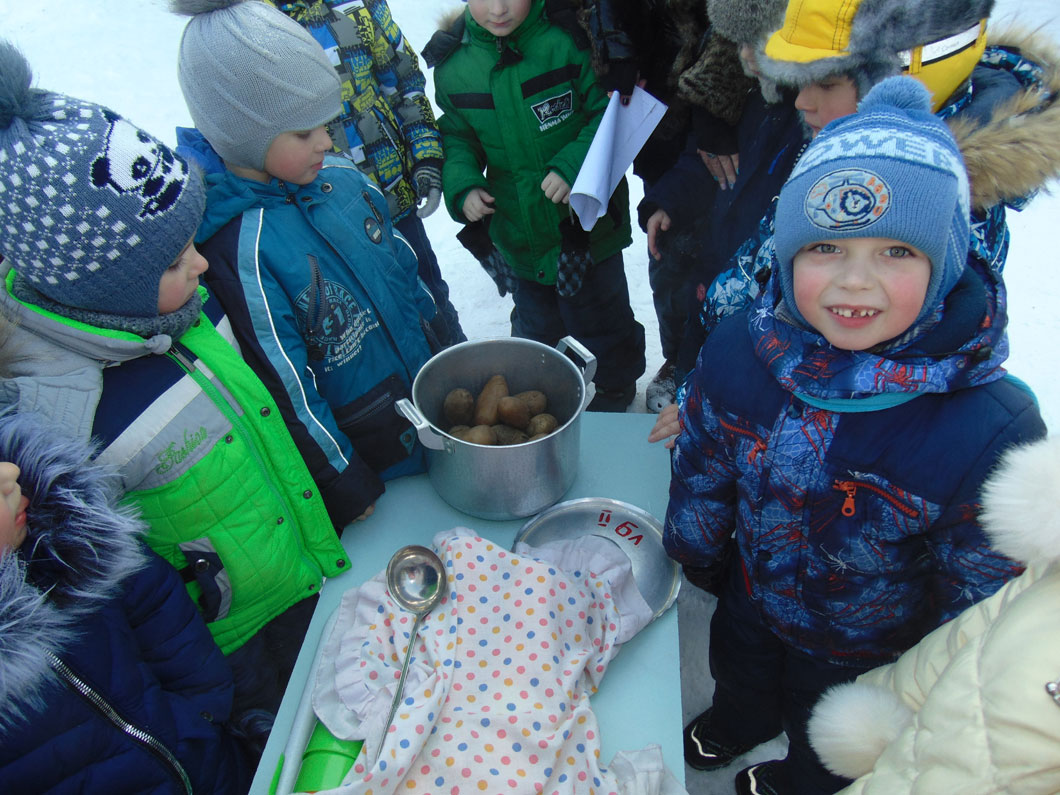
380, 545, 447, 743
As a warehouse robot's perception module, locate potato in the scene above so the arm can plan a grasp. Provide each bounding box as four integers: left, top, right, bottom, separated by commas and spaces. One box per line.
496, 395, 531, 430
443, 388, 475, 427
473, 374, 509, 426
462, 424, 498, 445
513, 390, 547, 417
492, 424, 529, 446
526, 413, 558, 437
448, 424, 471, 438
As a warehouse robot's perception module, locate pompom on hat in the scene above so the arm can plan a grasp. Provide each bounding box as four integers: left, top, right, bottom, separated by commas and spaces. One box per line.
774, 76, 970, 330
0, 39, 205, 318
171, 0, 341, 171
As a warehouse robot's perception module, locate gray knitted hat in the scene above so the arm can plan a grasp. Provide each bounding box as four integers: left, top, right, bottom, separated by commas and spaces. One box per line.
0, 40, 205, 318
172, 0, 341, 171
707, 0, 787, 46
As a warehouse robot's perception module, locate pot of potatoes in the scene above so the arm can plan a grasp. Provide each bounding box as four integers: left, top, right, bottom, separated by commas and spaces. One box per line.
396, 336, 596, 520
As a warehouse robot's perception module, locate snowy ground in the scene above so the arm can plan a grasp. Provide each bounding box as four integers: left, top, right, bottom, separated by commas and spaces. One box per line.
7, 1, 1060, 792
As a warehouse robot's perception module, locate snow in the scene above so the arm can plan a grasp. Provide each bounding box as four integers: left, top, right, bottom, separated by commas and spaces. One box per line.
7, 1, 1060, 792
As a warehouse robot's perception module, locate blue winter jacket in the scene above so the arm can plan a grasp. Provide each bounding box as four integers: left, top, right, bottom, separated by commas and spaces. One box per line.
665, 252, 1046, 667
0, 413, 250, 794
194, 148, 436, 525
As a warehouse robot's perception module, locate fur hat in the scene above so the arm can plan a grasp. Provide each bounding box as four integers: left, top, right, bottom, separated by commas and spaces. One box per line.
757, 0, 993, 110
774, 77, 970, 331
707, 0, 787, 46
0, 40, 205, 318
171, 0, 341, 171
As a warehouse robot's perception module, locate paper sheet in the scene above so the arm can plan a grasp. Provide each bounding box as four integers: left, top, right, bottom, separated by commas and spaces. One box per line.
570, 86, 668, 232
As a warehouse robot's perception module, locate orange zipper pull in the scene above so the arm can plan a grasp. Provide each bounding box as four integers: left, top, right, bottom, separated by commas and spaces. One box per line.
835, 480, 857, 516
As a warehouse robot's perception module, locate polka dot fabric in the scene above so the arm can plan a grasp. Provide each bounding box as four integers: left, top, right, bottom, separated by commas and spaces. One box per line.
314, 529, 639, 794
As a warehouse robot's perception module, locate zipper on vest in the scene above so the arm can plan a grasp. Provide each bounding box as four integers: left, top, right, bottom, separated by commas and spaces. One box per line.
47, 652, 193, 794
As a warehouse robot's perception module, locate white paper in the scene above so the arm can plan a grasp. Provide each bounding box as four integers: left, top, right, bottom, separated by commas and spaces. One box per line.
570, 86, 668, 232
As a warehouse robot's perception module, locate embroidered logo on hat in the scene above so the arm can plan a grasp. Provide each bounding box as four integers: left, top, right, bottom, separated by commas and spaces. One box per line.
805, 168, 891, 231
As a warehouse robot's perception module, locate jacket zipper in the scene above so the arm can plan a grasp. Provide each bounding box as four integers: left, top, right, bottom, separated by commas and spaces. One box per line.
166, 342, 323, 578
47, 652, 193, 794
833, 479, 920, 518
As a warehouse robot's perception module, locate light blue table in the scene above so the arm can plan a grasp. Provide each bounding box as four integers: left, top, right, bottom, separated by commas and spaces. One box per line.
253, 412, 683, 793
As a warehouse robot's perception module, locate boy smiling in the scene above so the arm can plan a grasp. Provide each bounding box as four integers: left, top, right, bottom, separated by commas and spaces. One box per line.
666, 77, 1045, 795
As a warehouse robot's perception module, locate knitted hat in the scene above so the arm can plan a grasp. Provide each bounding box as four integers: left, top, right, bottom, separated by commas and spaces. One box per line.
172, 0, 341, 171
757, 0, 993, 110
774, 76, 970, 329
707, 0, 787, 46
0, 40, 205, 318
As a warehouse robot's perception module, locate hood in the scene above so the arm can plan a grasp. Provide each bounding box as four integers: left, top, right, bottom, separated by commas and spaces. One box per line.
951, 28, 1060, 212
0, 412, 146, 732
749, 247, 1009, 408
197, 167, 294, 241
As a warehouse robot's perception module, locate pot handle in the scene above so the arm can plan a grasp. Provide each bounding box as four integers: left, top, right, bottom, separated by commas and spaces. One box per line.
555, 336, 597, 410
395, 398, 446, 451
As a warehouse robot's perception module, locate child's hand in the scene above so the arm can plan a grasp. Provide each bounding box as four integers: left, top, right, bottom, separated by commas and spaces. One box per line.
462, 188, 496, 222
647, 403, 680, 449
541, 171, 571, 204
646, 208, 671, 261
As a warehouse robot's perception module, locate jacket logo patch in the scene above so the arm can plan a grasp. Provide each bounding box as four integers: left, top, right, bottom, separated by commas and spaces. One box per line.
297, 280, 378, 370
364, 216, 383, 243
531, 91, 573, 131
805, 168, 891, 231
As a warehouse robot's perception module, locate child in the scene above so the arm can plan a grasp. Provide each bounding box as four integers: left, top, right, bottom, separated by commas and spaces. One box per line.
429, 0, 647, 412
171, 0, 437, 524
0, 411, 252, 792
664, 77, 1046, 795
275, 0, 466, 349
807, 433, 1060, 794
0, 39, 348, 739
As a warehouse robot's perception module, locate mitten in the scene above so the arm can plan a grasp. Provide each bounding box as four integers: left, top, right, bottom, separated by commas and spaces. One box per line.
457, 221, 519, 297
556, 217, 592, 297
412, 162, 443, 218
603, 59, 639, 98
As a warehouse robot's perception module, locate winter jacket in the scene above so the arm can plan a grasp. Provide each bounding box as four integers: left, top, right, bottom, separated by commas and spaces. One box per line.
0, 277, 350, 655
696, 30, 1060, 349
0, 412, 250, 794
276, 0, 444, 224
809, 435, 1060, 794
664, 251, 1046, 667
195, 151, 434, 525
432, 0, 632, 285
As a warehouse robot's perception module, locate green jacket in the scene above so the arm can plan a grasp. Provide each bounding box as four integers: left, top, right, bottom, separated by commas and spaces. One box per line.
0, 279, 349, 654
434, 0, 631, 284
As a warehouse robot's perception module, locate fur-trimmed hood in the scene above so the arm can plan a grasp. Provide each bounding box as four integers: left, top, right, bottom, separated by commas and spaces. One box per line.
952, 28, 1060, 212
808, 432, 1060, 783
0, 412, 146, 732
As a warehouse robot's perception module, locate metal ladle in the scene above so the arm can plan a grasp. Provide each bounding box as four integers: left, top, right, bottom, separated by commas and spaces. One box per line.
380, 545, 447, 742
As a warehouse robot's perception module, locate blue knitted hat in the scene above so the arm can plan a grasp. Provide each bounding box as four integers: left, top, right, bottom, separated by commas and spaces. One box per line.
774, 76, 970, 329
0, 40, 205, 318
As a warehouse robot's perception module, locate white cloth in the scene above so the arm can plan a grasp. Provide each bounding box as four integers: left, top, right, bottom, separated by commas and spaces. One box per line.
309, 528, 686, 794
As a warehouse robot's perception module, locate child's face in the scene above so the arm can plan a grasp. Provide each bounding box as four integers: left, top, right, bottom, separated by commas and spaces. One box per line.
158, 237, 209, 315
795, 75, 859, 137
467, 0, 532, 37
0, 462, 28, 552
793, 237, 931, 350
263, 127, 333, 186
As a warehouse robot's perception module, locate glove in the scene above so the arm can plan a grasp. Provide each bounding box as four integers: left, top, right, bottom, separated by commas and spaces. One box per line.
603, 58, 639, 98
456, 221, 519, 297
556, 217, 592, 297
412, 162, 443, 218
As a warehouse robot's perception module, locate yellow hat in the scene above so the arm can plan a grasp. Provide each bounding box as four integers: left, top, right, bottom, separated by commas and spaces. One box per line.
759, 0, 991, 111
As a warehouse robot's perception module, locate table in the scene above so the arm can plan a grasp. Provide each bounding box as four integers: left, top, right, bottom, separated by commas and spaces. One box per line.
253, 413, 683, 793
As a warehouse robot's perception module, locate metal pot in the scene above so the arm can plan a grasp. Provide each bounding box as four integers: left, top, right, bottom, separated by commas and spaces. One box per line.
395, 337, 596, 520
